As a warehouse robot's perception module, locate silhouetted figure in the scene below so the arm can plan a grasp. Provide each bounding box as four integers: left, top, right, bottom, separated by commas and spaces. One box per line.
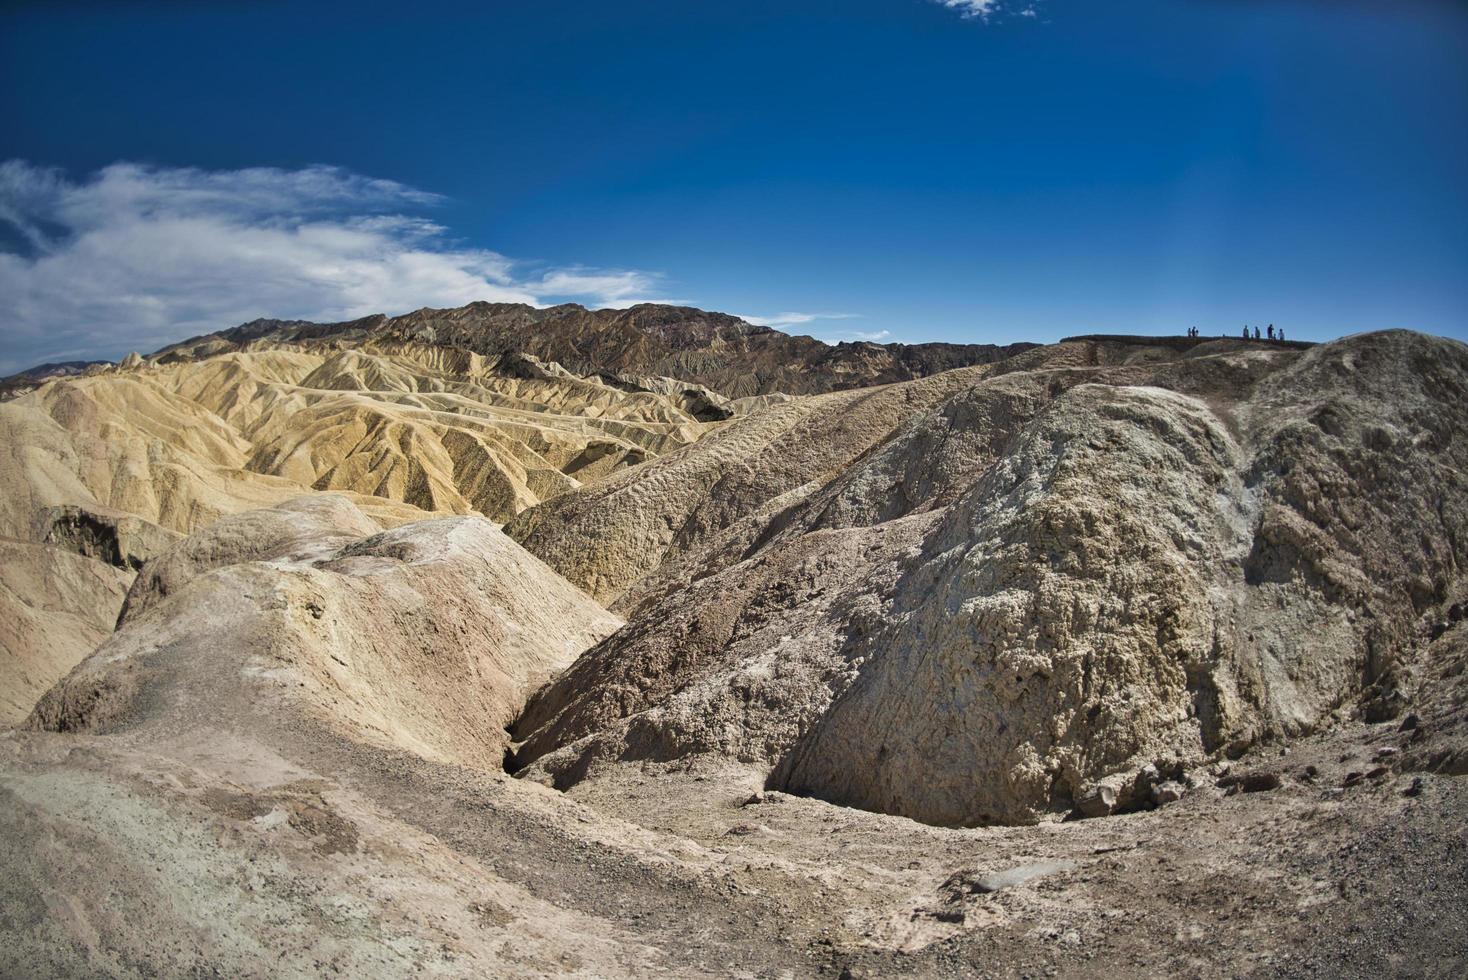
1278, 327, 1285, 342
1267, 324, 1274, 340
1242, 325, 1249, 339
1253, 326, 1260, 340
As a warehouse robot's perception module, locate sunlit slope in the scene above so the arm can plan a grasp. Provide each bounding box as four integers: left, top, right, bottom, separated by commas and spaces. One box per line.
31, 496, 622, 769
0, 339, 715, 724
1, 340, 715, 541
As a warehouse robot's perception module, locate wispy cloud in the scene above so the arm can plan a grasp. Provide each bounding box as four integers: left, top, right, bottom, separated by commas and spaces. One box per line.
930, 1, 1040, 21
735, 311, 895, 345
738, 311, 862, 330
934, 0, 998, 17
531, 267, 671, 309
0, 160, 674, 373
820, 328, 893, 344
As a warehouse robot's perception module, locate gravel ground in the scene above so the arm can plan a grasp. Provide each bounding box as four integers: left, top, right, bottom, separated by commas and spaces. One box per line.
4, 699, 1463, 978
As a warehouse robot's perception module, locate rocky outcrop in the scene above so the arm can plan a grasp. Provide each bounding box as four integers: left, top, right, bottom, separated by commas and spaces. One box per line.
770, 384, 1242, 825
39, 505, 181, 572
510, 332, 1468, 826
0, 539, 132, 725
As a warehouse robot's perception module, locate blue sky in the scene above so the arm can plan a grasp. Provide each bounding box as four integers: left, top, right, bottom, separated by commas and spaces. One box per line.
1, 0, 1465, 371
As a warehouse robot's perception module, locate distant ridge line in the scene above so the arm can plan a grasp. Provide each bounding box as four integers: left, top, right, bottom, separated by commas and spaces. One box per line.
1060, 333, 1316, 349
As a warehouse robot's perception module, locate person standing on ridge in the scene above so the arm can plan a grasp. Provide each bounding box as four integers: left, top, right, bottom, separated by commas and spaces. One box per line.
1267, 324, 1274, 340
1243, 325, 1250, 339
1254, 326, 1261, 339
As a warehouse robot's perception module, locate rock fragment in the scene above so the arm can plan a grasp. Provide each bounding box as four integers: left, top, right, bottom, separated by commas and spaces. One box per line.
1218, 771, 1282, 794
1151, 781, 1186, 806
942, 861, 1077, 898
1075, 783, 1119, 819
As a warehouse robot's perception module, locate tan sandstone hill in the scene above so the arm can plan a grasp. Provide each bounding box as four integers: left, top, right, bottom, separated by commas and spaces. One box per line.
2, 340, 713, 537
5, 497, 669, 976
31, 495, 622, 766
0, 539, 132, 725
0, 339, 718, 734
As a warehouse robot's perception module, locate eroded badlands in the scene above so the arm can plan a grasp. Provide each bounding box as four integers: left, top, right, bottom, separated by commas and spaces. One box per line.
3, 308, 1465, 977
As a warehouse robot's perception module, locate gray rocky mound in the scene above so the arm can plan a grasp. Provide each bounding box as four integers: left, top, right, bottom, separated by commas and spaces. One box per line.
509, 331, 1468, 826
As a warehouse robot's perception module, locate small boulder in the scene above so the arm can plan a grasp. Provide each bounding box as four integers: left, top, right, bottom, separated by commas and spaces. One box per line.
1241, 771, 1282, 793
1219, 770, 1281, 794
1132, 763, 1162, 799
1151, 781, 1185, 806
1075, 783, 1118, 819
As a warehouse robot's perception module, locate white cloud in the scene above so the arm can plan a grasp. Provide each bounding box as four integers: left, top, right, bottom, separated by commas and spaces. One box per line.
815, 328, 893, 344
738, 311, 861, 330
930, 1, 1040, 21
531, 267, 671, 309
735, 312, 892, 345
0, 160, 675, 374
934, 0, 998, 17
